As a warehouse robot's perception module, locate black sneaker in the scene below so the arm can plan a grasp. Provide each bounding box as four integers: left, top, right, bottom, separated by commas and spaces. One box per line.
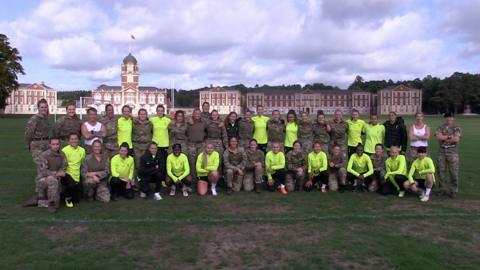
255, 183, 262, 193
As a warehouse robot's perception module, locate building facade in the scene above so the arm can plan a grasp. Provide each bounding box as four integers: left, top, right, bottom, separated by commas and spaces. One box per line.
377, 85, 422, 115
89, 53, 168, 114
4, 82, 57, 114
199, 87, 242, 114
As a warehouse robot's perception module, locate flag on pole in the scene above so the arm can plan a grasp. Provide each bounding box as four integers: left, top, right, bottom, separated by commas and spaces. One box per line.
131, 34, 136, 40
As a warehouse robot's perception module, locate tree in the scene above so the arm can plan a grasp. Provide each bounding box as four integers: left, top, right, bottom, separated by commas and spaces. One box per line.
0, 34, 24, 114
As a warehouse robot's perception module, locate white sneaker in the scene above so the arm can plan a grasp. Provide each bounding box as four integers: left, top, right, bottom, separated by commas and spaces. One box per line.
169, 187, 176, 196
186, 186, 193, 193
211, 188, 218, 196
140, 192, 147, 198
398, 191, 405, 198
420, 195, 430, 202
182, 189, 189, 197
154, 192, 162, 201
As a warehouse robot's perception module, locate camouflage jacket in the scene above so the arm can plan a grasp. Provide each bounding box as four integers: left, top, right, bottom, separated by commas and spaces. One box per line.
133, 120, 153, 144
267, 119, 285, 143
436, 123, 462, 148
25, 114, 49, 146
313, 121, 330, 144
36, 149, 67, 181
238, 118, 254, 141
287, 150, 307, 171
223, 147, 247, 170
53, 115, 82, 140
328, 152, 347, 170
298, 119, 313, 141
81, 153, 110, 180
169, 122, 188, 145
329, 119, 347, 143
245, 149, 264, 170
187, 119, 207, 143
101, 116, 118, 150
206, 119, 227, 145
371, 153, 387, 173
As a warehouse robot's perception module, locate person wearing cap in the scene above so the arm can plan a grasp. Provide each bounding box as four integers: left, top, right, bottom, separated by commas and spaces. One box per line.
435, 112, 461, 198
166, 144, 192, 197
404, 146, 435, 202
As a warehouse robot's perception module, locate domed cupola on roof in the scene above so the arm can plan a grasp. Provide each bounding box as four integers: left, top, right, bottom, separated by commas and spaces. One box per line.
123, 53, 137, 65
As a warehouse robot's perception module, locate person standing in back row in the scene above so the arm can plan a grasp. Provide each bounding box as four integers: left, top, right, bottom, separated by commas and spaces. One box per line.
363, 114, 385, 155
101, 104, 118, 157
81, 107, 106, 153
313, 110, 331, 153
25, 99, 50, 170
133, 109, 153, 174
408, 112, 430, 163
346, 109, 366, 157
237, 110, 254, 150
329, 109, 347, 153
383, 111, 408, 154
117, 105, 133, 153
266, 110, 285, 152
150, 105, 171, 161
53, 103, 82, 147
298, 111, 314, 153
284, 110, 298, 153
252, 105, 270, 153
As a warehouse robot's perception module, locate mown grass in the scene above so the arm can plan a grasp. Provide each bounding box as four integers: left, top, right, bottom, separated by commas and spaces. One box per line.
0, 115, 479, 270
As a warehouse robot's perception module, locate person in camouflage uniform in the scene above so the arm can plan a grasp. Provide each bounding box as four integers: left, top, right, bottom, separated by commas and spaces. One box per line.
244, 139, 265, 193
25, 99, 50, 170
286, 141, 307, 191
169, 110, 188, 154
206, 110, 228, 155
30, 138, 67, 213
313, 110, 331, 153
298, 111, 314, 153
81, 140, 110, 202
101, 104, 118, 157
133, 109, 153, 172
237, 110, 254, 150
435, 113, 462, 198
266, 110, 285, 151
328, 145, 347, 192
53, 103, 82, 146
329, 109, 347, 152
370, 144, 387, 192
187, 109, 207, 177
201, 102, 211, 121
223, 137, 247, 193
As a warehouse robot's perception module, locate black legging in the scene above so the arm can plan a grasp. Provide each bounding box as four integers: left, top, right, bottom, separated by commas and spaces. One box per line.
347, 172, 373, 190
380, 175, 407, 195
110, 177, 134, 199
139, 171, 164, 194
258, 144, 267, 154
305, 171, 329, 191
60, 174, 81, 203
267, 169, 286, 191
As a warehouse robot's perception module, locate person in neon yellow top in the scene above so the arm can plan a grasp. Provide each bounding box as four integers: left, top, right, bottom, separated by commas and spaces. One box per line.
61, 133, 86, 207
363, 114, 385, 155
380, 146, 408, 196
251, 105, 270, 153
150, 104, 171, 157
110, 142, 135, 200
265, 142, 288, 194
196, 143, 220, 196
284, 110, 298, 153
117, 105, 133, 149
166, 144, 192, 197
404, 146, 435, 202
306, 142, 329, 192
347, 144, 374, 192
346, 109, 366, 157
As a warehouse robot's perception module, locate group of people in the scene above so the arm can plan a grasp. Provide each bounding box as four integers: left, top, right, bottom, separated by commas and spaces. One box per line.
23, 99, 462, 213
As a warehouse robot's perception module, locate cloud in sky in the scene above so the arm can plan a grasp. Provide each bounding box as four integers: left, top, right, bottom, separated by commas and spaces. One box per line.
1, 0, 479, 90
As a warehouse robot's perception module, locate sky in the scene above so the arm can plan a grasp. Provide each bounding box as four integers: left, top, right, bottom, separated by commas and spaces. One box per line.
1, 0, 479, 91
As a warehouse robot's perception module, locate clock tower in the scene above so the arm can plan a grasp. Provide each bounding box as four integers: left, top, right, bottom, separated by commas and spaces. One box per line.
121, 53, 139, 107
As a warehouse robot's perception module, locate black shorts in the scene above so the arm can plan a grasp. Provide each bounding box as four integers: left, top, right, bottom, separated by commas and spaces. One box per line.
414, 179, 434, 189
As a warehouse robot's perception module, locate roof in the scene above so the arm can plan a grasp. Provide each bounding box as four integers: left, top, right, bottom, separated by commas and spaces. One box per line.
19, 82, 54, 90
378, 84, 421, 92
123, 53, 137, 65
200, 86, 241, 93
247, 88, 367, 95
94, 84, 164, 92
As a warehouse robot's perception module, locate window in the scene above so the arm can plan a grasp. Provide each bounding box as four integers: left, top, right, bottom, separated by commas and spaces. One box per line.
114, 95, 121, 104
158, 96, 164, 104
140, 94, 146, 104
104, 93, 111, 102
149, 95, 155, 104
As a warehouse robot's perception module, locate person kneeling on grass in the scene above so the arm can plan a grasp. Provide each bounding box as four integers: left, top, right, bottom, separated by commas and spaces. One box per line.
61, 133, 86, 208
243, 139, 265, 193
371, 144, 387, 192
381, 146, 408, 197
328, 144, 347, 192
347, 144, 374, 192
224, 137, 247, 194
81, 140, 111, 202
286, 141, 307, 192
110, 143, 135, 200
166, 144, 192, 197
306, 142, 329, 192
138, 142, 166, 201
404, 146, 435, 202
265, 142, 287, 194
196, 143, 220, 196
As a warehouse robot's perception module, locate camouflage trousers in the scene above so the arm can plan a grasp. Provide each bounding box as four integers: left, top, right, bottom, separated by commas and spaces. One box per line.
267, 142, 284, 152
243, 167, 264, 191
30, 140, 49, 173
298, 139, 313, 153
36, 176, 60, 206
225, 168, 244, 192
437, 147, 460, 194
286, 171, 305, 191
328, 168, 347, 191
83, 177, 110, 202
103, 141, 118, 158
406, 146, 428, 165
238, 139, 251, 150
133, 142, 150, 169
188, 142, 205, 177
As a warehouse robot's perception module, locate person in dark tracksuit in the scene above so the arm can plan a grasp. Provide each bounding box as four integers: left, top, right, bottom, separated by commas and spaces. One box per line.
383, 111, 408, 153
138, 143, 166, 201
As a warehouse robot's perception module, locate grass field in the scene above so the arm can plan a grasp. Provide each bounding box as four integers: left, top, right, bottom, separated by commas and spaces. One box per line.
0, 115, 479, 270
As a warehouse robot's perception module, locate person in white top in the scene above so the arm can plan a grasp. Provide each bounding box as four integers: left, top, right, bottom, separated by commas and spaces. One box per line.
81, 107, 107, 153
407, 112, 430, 163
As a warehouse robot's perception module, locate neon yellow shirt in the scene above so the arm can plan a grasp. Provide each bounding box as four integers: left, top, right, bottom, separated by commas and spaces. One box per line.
307, 151, 328, 175
62, 145, 86, 182
363, 123, 385, 154
196, 151, 220, 177
110, 154, 134, 180
117, 117, 133, 148
265, 151, 285, 180
284, 122, 298, 147
346, 119, 366, 147
151, 115, 171, 147
252, 115, 270, 144
385, 155, 407, 180
166, 153, 190, 182
347, 153, 373, 177
408, 157, 435, 183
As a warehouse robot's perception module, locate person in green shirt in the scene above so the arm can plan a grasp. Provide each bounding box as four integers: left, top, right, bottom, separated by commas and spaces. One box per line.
363, 114, 385, 155
166, 144, 192, 197
117, 105, 133, 152
404, 146, 435, 202
61, 133, 86, 207
251, 105, 270, 153
346, 109, 366, 157
150, 104, 171, 160
306, 142, 329, 192
110, 142, 135, 200
347, 144, 374, 192
380, 146, 408, 196
284, 110, 298, 153
265, 142, 287, 194
196, 143, 220, 196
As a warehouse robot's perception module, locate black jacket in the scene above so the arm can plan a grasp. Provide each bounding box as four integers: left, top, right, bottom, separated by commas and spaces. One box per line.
225, 119, 239, 140
383, 117, 408, 151
139, 150, 166, 178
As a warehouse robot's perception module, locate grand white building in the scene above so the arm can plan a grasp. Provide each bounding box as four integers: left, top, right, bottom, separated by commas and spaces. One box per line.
199, 87, 242, 114
4, 82, 57, 114
89, 53, 168, 114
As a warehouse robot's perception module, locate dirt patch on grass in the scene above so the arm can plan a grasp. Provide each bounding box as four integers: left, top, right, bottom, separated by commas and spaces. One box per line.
38, 224, 89, 241
328, 251, 389, 270
217, 201, 290, 216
